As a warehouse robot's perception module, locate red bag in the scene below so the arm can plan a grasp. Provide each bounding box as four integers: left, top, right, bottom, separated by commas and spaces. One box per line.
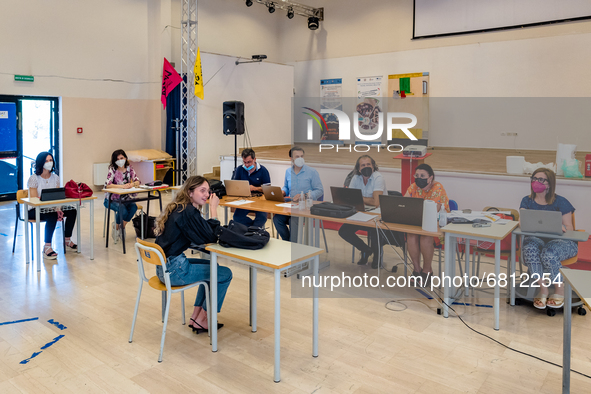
65, 180, 93, 201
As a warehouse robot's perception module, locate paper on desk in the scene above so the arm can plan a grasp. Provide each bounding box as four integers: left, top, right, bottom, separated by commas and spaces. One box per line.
110, 187, 145, 193
447, 211, 501, 223
346, 212, 377, 222
225, 200, 255, 206
276, 203, 298, 208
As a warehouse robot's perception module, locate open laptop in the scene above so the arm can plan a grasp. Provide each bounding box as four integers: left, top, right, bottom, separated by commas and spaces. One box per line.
262, 185, 285, 202
40, 187, 66, 201
520, 209, 563, 235
379, 195, 424, 226
330, 186, 365, 212
224, 180, 251, 197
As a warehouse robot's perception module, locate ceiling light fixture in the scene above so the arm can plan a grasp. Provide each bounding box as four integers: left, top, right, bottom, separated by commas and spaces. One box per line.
287, 7, 294, 19
307, 16, 319, 30
268, 2, 275, 13
245, 0, 253, 6
245, 1, 323, 28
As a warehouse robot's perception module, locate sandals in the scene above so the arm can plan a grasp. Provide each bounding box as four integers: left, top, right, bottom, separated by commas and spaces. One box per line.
533, 295, 547, 309
43, 246, 58, 260
410, 270, 422, 287
189, 318, 224, 334
547, 294, 565, 309
66, 240, 77, 250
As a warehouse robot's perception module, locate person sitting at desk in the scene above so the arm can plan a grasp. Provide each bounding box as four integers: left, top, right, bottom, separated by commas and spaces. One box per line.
154, 175, 233, 333
27, 151, 78, 259
405, 164, 450, 285
520, 168, 577, 310
104, 149, 140, 244
232, 148, 271, 228
273, 146, 324, 241
338, 155, 386, 268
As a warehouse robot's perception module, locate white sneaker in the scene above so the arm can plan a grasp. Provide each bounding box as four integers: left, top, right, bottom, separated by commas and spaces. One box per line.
112, 222, 119, 244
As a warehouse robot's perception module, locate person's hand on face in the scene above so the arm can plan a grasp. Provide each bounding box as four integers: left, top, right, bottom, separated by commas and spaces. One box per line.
190, 183, 212, 208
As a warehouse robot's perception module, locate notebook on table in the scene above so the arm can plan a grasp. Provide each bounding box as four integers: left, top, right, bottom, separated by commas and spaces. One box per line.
379, 195, 424, 226
40, 187, 66, 201
520, 209, 563, 236
262, 185, 285, 202
224, 180, 252, 197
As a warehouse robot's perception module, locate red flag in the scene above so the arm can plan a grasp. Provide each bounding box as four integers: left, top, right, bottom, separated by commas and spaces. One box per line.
161, 58, 182, 109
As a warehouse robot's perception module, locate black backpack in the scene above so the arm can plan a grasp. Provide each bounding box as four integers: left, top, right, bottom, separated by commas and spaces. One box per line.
215, 220, 270, 250
310, 202, 356, 218
208, 179, 226, 198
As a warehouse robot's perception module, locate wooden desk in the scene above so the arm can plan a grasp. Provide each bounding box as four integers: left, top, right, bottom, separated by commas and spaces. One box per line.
21, 196, 97, 271
561, 268, 591, 394
206, 238, 324, 383
441, 221, 519, 330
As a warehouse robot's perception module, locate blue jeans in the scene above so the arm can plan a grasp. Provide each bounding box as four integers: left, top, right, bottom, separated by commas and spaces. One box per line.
273, 214, 298, 241
233, 208, 268, 228
522, 236, 578, 283
157, 253, 233, 312
104, 199, 138, 225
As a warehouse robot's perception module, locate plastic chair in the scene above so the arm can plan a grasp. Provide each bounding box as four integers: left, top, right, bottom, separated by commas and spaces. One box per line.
12, 189, 65, 259
130, 238, 211, 362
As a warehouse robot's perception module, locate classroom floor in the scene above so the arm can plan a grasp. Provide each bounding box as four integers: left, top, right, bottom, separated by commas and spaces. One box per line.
1, 193, 591, 393
252, 144, 591, 179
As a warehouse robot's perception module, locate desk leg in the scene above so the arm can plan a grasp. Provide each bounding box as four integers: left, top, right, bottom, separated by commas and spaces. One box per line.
563, 281, 572, 393
494, 239, 501, 331
106, 197, 112, 248
35, 207, 41, 272
25, 207, 30, 264
464, 238, 470, 297
307, 217, 312, 246
76, 202, 81, 254
121, 201, 126, 254
315, 218, 320, 248
251, 267, 257, 332
157, 190, 162, 211
313, 255, 319, 358
211, 253, 218, 352
297, 217, 304, 245
90, 200, 94, 260
510, 232, 516, 306
274, 268, 281, 383
443, 232, 451, 318
224, 206, 228, 225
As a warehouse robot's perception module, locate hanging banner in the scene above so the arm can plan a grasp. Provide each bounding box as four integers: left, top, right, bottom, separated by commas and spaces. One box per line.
320, 78, 342, 141
356, 76, 383, 136
194, 47, 204, 100
161, 58, 182, 109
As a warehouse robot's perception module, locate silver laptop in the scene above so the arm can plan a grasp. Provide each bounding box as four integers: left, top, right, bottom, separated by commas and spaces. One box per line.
262, 185, 285, 202
520, 209, 563, 235
224, 180, 251, 197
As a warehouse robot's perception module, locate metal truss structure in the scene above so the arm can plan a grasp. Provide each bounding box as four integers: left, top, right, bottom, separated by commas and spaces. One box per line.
179, 0, 198, 182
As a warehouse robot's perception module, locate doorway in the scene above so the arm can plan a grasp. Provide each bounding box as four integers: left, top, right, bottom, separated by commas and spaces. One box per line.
0, 95, 59, 201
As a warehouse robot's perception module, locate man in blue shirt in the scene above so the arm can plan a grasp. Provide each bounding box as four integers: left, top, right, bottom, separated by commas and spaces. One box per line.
273, 146, 324, 241
232, 148, 271, 227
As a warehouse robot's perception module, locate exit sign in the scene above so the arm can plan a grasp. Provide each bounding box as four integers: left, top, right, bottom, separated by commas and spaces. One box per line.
14, 75, 34, 82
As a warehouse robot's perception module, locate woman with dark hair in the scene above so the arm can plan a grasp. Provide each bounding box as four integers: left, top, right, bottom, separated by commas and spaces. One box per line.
338, 155, 387, 268
405, 164, 450, 285
154, 175, 232, 333
27, 152, 78, 259
104, 149, 140, 244
520, 168, 576, 309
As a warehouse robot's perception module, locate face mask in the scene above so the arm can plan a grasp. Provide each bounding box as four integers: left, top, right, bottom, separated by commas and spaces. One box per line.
294, 157, 305, 167
43, 162, 53, 171
360, 167, 373, 177
243, 164, 255, 171
415, 177, 429, 189
116, 159, 126, 168
531, 181, 547, 193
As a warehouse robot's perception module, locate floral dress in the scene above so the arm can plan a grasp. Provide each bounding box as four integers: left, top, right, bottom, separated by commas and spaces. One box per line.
104, 165, 140, 202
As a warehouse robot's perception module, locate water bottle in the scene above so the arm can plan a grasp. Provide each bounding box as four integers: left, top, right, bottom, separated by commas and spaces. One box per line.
299, 191, 306, 210
306, 190, 313, 208
439, 210, 447, 228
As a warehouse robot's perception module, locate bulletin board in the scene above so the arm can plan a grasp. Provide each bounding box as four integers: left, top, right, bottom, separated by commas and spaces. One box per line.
387, 72, 430, 146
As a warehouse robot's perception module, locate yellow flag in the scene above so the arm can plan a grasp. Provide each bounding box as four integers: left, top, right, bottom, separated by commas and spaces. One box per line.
194, 47, 204, 100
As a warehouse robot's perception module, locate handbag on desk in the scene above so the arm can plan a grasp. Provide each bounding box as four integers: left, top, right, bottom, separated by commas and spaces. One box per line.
216, 220, 270, 250
65, 180, 93, 201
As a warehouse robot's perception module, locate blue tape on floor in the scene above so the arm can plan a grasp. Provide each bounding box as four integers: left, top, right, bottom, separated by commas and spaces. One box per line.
19, 351, 42, 364
416, 289, 433, 299
452, 302, 493, 308
0, 317, 39, 326
47, 319, 67, 330
0, 233, 8, 237
19, 335, 65, 365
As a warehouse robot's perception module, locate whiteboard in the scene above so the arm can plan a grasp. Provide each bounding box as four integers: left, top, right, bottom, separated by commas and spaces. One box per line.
414, 0, 591, 38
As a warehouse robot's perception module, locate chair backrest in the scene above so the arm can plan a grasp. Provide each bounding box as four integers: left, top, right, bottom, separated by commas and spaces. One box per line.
344, 170, 354, 188
136, 238, 166, 266
16, 189, 28, 204
483, 206, 519, 221
387, 190, 403, 196
449, 199, 458, 211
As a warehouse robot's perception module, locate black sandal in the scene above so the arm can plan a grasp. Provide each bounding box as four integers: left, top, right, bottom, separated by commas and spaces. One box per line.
66, 241, 77, 250
43, 246, 58, 260
189, 318, 223, 333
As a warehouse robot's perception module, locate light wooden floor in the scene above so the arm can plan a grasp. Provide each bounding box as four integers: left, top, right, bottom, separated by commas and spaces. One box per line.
1, 193, 591, 393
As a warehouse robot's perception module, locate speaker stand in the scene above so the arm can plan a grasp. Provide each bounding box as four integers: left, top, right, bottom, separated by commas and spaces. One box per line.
234, 133, 238, 171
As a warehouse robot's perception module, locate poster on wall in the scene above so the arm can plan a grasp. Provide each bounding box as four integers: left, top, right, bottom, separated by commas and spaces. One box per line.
320, 78, 342, 141
356, 76, 383, 140
387, 72, 430, 145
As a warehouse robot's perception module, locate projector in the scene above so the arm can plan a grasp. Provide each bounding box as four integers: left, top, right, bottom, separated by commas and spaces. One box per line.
402, 145, 427, 157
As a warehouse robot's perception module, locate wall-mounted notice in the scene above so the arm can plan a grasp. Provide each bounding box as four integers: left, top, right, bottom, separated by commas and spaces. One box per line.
320, 78, 342, 141
0, 102, 17, 152
356, 76, 383, 139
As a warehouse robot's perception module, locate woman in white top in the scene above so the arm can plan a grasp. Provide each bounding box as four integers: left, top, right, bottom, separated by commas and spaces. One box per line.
27, 152, 77, 259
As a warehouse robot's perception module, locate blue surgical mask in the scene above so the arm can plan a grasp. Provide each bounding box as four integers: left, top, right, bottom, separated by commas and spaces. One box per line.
243, 164, 255, 171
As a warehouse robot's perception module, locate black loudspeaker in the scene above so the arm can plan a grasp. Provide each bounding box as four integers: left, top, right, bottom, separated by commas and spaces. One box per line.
223, 101, 245, 135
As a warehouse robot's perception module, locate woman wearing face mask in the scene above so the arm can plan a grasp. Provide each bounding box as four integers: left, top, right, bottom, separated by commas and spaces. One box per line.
27, 152, 78, 259
338, 155, 387, 268
104, 149, 140, 243
154, 175, 232, 333
520, 168, 576, 310
405, 164, 450, 285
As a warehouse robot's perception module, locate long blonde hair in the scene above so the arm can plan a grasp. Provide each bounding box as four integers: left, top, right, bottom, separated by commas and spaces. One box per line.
154, 176, 209, 236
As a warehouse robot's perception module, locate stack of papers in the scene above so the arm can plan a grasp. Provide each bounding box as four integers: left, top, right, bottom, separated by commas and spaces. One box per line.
346, 212, 378, 222
276, 203, 298, 208
225, 200, 255, 206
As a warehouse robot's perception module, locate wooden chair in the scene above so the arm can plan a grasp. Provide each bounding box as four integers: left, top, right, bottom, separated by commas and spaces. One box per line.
12, 189, 65, 259
130, 238, 211, 362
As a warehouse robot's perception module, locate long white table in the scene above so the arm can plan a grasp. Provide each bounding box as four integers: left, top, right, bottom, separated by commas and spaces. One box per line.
206, 238, 324, 383
21, 196, 97, 271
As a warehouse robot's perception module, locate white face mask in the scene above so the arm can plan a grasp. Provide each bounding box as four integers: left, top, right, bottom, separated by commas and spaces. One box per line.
294, 157, 305, 168
116, 159, 126, 168
43, 162, 53, 171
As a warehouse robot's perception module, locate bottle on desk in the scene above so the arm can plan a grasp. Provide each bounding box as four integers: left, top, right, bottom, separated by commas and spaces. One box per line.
299, 192, 306, 210
306, 191, 313, 208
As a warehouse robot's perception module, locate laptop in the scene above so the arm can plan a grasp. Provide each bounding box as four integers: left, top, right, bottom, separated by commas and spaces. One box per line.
40, 187, 66, 201
330, 186, 365, 212
520, 209, 563, 235
379, 195, 424, 226
224, 180, 251, 197
262, 185, 285, 202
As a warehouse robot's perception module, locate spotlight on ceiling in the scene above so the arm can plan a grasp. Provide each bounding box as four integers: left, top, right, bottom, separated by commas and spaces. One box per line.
287, 7, 294, 19
245, 0, 253, 6
268, 2, 275, 13
308, 16, 319, 30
